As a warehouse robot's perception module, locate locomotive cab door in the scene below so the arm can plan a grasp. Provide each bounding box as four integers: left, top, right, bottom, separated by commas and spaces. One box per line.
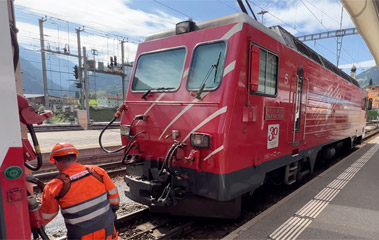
292, 66, 305, 146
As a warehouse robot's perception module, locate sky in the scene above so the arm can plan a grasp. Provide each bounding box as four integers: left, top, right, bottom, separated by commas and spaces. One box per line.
14, 0, 375, 75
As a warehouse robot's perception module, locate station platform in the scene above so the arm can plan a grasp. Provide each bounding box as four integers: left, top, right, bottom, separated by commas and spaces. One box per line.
225, 136, 379, 240
28, 129, 122, 153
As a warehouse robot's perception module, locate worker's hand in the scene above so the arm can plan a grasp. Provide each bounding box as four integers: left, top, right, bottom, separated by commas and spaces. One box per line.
26, 174, 46, 191
25, 174, 38, 183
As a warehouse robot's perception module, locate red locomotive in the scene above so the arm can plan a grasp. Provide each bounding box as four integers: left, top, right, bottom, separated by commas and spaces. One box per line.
118, 13, 367, 218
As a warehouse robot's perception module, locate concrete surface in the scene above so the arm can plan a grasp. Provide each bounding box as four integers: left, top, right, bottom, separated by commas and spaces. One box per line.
225, 136, 379, 240
28, 129, 122, 153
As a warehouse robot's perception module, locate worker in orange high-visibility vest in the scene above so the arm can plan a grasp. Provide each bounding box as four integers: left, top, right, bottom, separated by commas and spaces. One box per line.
41, 142, 120, 239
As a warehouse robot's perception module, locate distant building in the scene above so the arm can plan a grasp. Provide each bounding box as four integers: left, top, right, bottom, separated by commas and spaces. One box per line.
24, 94, 76, 112
24, 94, 45, 107
97, 94, 123, 108
367, 86, 379, 109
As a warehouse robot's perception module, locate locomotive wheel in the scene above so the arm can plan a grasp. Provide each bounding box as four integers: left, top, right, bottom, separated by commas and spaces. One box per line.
268, 167, 284, 186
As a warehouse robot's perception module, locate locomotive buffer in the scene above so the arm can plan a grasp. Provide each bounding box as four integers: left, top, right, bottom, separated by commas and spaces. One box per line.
225, 136, 379, 239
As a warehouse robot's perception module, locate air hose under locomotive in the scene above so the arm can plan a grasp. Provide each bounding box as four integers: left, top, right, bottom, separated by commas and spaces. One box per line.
99, 105, 189, 207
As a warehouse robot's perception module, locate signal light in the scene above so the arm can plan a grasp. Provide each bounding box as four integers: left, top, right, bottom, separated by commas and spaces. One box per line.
75, 82, 82, 88
73, 65, 79, 79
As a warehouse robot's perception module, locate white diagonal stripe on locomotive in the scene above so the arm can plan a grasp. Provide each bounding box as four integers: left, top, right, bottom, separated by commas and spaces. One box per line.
135, 93, 166, 126
158, 93, 208, 140
157, 60, 236, 140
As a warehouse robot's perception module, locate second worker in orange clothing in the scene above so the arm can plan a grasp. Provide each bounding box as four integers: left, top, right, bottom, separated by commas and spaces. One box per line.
41, 142, 120, 239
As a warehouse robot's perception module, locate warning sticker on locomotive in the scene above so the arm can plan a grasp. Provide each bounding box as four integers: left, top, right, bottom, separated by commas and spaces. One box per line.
267, 124, 279, 149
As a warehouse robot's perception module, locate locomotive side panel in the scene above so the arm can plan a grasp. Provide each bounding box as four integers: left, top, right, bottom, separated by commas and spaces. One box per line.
216, 22, 366, 200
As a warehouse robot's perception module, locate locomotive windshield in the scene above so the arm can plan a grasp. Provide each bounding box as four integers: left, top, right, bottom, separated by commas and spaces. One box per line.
187, 41, 226, 91
131, 47, 186, 91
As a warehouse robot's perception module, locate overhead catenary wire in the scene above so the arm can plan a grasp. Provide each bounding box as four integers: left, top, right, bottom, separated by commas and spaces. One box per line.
246, 0, 352, 65
303, 0, 347, 28
299, 0, 356, 63
152, 0, 197, 21
15, 5, 141, 44
216, 0, 240, 13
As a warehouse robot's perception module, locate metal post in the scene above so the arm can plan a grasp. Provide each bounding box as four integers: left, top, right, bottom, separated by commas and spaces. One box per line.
257, 10, 268, 24
336, 6, 344, 67
39, 18, 49, 109
121, 40, 126, 100
83, 47, 90, 129
76, 28, 84, 108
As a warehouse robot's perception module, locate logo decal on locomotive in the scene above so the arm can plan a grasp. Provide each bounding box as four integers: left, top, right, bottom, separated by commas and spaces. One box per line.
268, 124, 279, 149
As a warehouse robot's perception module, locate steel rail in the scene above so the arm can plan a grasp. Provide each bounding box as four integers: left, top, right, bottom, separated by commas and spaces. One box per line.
156, 221, 199, 239
114, 208, 150, 229
34, 161, 124, 180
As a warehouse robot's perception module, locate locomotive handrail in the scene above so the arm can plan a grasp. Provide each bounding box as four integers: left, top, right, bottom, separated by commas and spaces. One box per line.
304, 77, 310, 143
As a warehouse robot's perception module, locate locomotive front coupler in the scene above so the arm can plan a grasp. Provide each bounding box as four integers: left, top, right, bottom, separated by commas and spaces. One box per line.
151, 141, 188, 206
124, 161, 187, 206
124, 142, 189, 207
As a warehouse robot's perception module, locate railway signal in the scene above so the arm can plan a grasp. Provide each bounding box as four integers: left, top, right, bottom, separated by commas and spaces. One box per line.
73, 65, 79, 79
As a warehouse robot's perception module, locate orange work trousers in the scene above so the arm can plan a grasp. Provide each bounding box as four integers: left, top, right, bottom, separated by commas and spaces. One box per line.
80, 226, 118, 240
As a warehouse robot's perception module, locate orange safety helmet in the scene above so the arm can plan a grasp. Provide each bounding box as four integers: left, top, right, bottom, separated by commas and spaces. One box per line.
49, 142, 79, 163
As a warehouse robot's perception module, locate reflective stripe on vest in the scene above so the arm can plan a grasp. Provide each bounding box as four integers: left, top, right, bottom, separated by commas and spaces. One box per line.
109, 197, 120, 204
61, 192, 115, 238
108, 187, 118, 195
42, 211, 58, 220
64, 203, 110, 225
62, 192, 108, 215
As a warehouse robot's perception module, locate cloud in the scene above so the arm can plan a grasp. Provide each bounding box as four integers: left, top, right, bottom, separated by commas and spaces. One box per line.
15, 0, 182, 39
339, 60, 376, 70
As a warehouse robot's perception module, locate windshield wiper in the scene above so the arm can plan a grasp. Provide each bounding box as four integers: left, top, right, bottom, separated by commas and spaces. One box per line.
141, 87, 174, 99
195, 52, 222, 99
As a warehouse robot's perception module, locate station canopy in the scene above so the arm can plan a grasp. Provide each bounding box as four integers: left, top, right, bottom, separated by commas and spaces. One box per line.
342, 0, 379, 67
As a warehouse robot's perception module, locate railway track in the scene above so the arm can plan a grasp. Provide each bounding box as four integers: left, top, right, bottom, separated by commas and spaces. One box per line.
115, 209, 199, 239
33, 122, 120, 132
34, 161, 125, 181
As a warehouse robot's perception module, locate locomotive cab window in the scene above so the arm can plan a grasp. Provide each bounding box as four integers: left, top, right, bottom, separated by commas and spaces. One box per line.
131, 47, 186, 91
249, 45, 278, 96
187, 41, 226, 92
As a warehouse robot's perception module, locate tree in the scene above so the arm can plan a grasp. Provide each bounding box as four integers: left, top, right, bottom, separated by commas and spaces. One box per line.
38, 105, 45, 113
369, 78, 373, 86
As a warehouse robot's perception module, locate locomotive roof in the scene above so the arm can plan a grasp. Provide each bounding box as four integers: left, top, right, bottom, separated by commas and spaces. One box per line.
145, 13, 285, 44
271, 25, 360, 87
145, 13, 359, 88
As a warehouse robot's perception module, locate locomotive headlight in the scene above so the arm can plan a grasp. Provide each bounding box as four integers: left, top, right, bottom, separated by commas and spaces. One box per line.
190, 133, 211, 148
120, 125, 131, 136
176, 19, 195, 34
